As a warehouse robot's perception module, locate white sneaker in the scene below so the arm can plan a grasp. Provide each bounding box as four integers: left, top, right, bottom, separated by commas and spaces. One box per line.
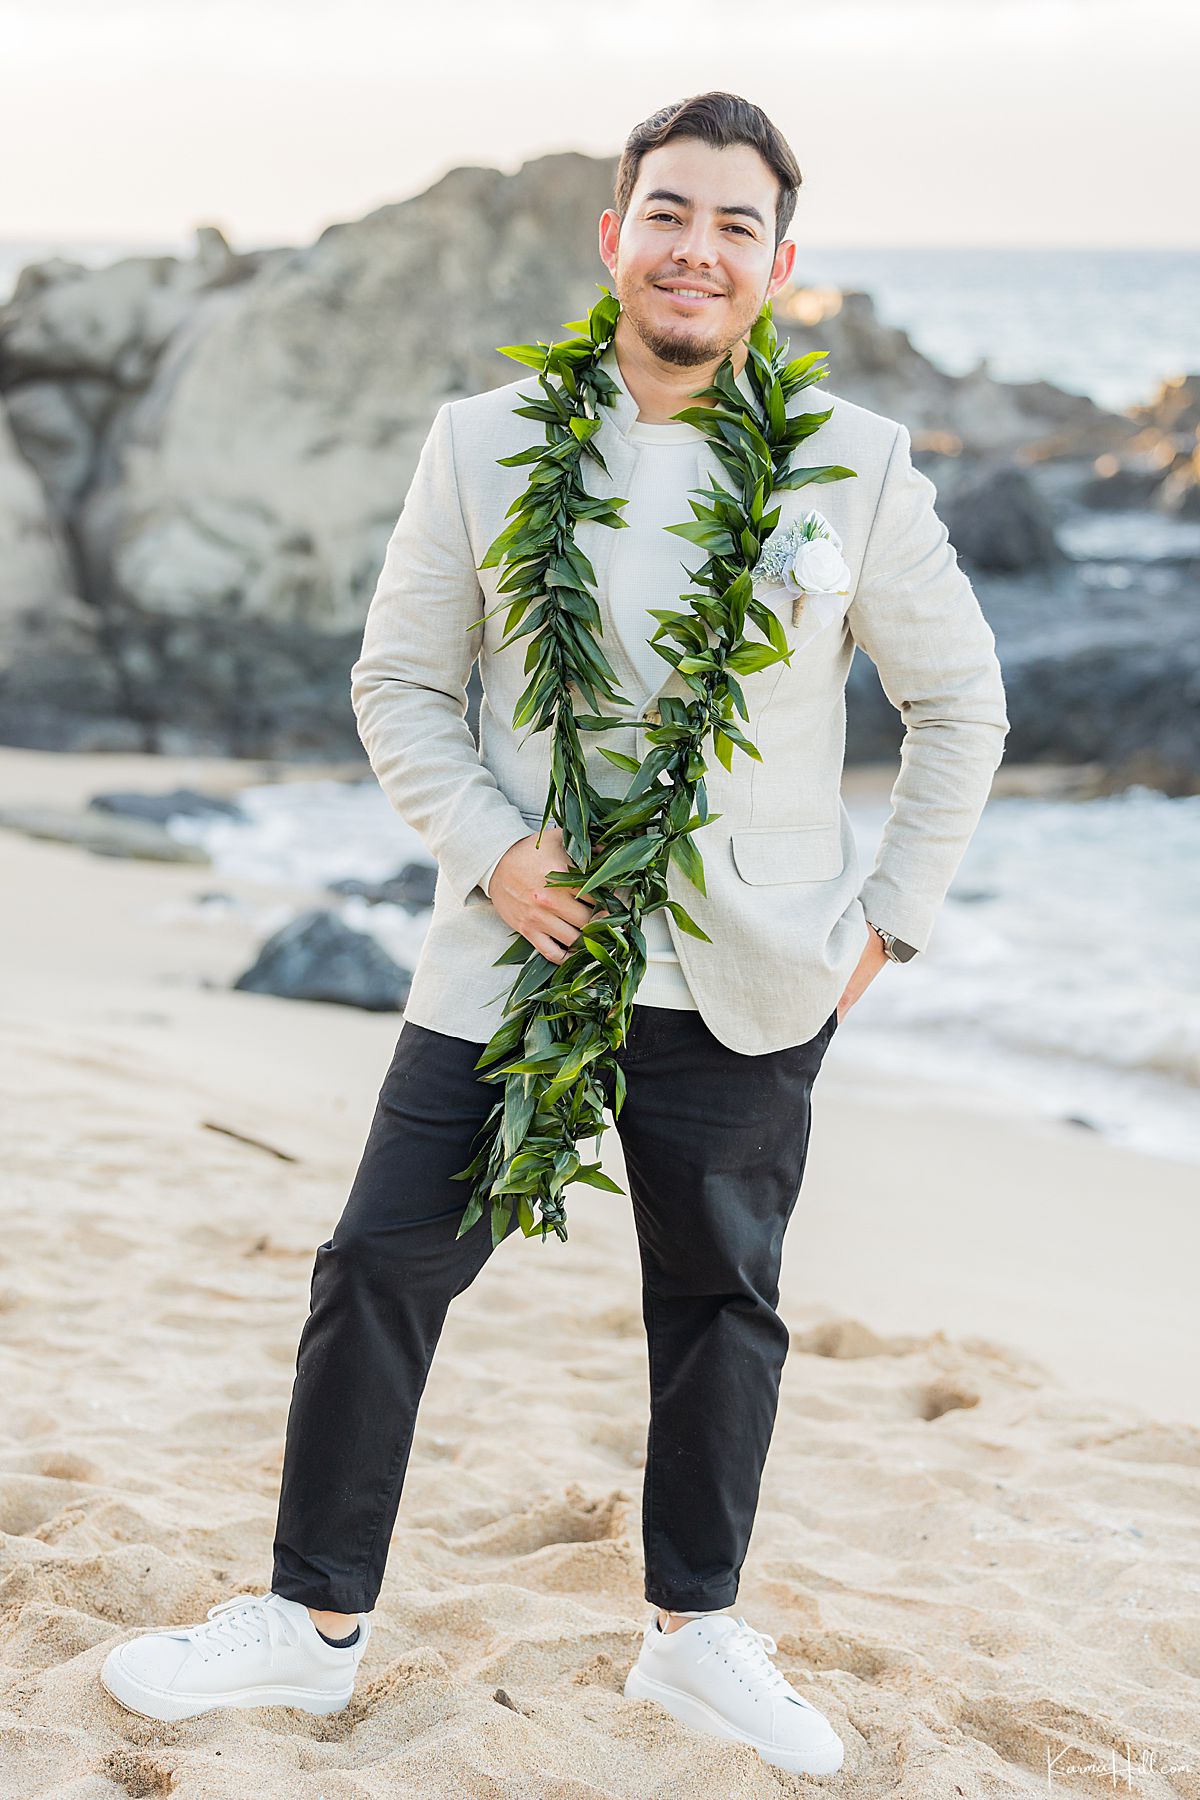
99, 1591, 371, 1723
624, 1609, 845, 1777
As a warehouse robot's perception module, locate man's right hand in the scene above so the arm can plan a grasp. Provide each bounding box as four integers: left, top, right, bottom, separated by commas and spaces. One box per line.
487, 825, 606, 964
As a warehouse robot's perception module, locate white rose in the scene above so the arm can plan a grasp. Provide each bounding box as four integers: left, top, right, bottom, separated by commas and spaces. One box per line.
782, 535, 850, 598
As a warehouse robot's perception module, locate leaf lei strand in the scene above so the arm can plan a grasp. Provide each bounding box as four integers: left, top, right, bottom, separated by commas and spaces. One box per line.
448, 289, 856, 1245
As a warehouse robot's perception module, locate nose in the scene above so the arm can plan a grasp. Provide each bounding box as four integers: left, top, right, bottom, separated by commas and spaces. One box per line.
668, 221, 720, 271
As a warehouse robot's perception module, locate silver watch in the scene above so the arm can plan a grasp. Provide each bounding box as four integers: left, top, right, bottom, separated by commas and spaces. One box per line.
866, 919, 919, 963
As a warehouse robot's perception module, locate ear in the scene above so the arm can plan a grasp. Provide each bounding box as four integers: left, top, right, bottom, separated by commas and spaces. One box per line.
767, 238, 797, 297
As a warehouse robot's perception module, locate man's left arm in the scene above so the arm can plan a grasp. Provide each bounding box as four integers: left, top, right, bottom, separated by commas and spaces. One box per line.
846, 421, 1011, 954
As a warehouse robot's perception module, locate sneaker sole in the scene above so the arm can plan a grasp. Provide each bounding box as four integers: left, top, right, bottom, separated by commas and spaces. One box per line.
99, 1654, 355, 1723
623, 1662, 845, 1777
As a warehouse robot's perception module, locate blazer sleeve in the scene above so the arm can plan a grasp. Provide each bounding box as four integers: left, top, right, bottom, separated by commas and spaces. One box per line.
845, 422, 1011, 953
349, 400, 534, 904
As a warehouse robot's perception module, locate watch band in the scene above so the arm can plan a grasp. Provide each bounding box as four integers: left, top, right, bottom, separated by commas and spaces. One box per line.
865, 918, 919, 963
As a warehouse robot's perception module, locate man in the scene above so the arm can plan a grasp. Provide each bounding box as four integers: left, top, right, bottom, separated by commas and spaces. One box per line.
100, 92, 1008, 1780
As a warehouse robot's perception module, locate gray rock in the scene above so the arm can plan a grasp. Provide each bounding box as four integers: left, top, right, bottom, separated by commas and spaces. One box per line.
938, 459, 1064, 572
326, 861, 437, 912
87, 786, 247, 823
1085, 374, 1200, 519
0, 804, 210, 860
1163, 470, 1200, 522
775, 288, 1131, 459
1001, 636, 1200, 796
1079, 460, 1168, 509
233, 907, 411, 1010
0, 154, 1191, 784
1, 224, 274, 383
1126, 371, 1200, 439
0, 397, 82, 663
848, 554, 1200, 794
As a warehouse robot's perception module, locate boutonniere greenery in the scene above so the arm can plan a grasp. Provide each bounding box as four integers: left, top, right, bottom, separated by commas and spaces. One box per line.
751, 511, 852, 626
449, 291, 857, 1246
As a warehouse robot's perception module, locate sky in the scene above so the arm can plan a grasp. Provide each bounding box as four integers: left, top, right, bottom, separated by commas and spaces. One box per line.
2, 0, 1196, 252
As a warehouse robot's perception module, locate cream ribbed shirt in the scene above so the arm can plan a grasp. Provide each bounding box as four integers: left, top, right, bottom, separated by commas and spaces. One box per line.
483, 413, 706, 1010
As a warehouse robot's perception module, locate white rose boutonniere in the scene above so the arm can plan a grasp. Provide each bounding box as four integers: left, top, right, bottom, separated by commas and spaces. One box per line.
751, 510, 852, 632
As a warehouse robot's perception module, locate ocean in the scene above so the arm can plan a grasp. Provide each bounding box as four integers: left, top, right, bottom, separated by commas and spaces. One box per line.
789, 245, 1200, 416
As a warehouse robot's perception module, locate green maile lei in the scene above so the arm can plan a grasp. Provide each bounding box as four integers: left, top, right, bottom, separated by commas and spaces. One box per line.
448, 289, 856, 1245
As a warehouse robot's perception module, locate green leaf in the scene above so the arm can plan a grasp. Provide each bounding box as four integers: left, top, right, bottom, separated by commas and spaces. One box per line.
496, 342, 550, 370
663, 520, 738, 555
726, 642, 784, 675
582, 832, 665, 895
662, 898, 712, 942
780, 350, 830, 388
454, 1195, 484, 1238
572, 1164, 625, 1193
717, 719, 763, 761
669, 829, 706, 896
773, 461, 859, 491
502, 1072, 537, 1158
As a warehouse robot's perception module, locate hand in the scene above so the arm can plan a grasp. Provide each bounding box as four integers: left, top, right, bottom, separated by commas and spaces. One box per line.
836, 922, 889, 1023
487, 825, 607, 964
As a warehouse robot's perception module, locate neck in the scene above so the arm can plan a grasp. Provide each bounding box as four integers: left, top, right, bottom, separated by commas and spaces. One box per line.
611, 313, 749, 425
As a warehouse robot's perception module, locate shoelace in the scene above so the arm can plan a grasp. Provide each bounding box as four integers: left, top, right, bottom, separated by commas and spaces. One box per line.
695, 1616, 792, 1697
170, 1592, 295, 1665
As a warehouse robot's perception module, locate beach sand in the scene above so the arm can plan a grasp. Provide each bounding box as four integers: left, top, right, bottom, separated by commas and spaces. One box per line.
1, 748, 1197, 1798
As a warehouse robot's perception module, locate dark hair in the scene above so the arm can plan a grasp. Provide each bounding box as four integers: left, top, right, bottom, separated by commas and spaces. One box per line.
614, 92, 802, 250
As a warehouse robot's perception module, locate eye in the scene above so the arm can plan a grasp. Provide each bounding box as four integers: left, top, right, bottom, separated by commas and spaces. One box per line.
647, 212, 753, 236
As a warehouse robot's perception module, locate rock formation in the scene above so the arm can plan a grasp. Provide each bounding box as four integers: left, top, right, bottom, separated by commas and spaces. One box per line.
0, 153, 1195, 787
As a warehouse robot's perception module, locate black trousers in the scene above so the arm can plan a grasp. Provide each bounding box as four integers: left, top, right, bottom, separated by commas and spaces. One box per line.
271, 1000, 839, 1616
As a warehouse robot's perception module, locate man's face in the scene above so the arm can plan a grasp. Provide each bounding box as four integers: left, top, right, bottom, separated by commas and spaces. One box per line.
599, 138, 795, 368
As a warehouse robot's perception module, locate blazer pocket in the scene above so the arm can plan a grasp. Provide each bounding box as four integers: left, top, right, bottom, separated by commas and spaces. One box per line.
731, 823, 844, 884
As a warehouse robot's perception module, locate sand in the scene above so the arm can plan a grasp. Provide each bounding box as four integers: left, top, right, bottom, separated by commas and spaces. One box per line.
1, 747, 1198, 1799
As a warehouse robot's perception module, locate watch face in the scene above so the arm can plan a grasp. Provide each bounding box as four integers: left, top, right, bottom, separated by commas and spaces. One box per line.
892, 939, 918, 962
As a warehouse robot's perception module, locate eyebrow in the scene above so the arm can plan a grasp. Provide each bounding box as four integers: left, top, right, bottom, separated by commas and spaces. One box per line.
641, 188, 767, 230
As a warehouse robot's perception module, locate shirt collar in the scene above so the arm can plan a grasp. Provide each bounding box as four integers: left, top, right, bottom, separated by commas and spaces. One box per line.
597, 338, 759, 439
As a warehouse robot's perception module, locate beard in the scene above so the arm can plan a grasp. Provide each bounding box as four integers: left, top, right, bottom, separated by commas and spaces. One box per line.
617, 273, 763, 368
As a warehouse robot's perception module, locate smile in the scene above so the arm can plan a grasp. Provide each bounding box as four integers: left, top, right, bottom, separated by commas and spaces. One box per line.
655, 285, 723, 305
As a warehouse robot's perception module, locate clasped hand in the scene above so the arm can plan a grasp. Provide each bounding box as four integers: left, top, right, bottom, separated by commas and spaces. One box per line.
487, 826, 606, 964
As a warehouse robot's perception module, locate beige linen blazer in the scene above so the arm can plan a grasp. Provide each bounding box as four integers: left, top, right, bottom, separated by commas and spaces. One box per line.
350, 341, 1010, 1054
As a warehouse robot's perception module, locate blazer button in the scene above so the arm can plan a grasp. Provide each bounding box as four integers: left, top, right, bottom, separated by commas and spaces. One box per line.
642, 704, 660, 724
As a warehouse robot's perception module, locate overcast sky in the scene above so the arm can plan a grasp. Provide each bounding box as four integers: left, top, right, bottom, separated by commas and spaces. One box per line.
3, 0, 1195, 250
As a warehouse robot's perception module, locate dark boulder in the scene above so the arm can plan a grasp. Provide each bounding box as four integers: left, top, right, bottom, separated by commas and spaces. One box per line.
939, 459, 1064, 573
233, 907, 411, 1011
326, 860, 437, 912
88, 786, 247, 824
1079, 458, 1170, 510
